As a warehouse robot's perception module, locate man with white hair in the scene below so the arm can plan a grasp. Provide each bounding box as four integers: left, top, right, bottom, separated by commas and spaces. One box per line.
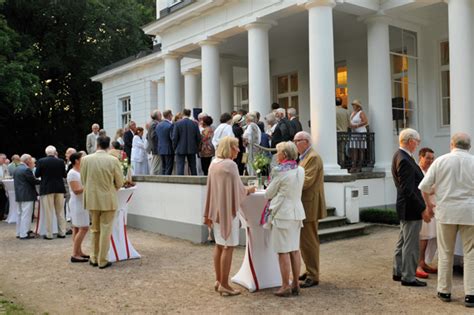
86, 123, 100, 154
7, 154, 21, 176
419, 132, 474, 307
287, 108, 303, 134
13, 154, 40, 239
391, 128, 430, 287
35, 145, 68, 240
271, 108, 295, 149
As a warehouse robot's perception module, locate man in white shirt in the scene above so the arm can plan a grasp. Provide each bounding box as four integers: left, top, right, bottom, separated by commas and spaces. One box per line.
419, 132, 474, 307
212, 113, 234, 149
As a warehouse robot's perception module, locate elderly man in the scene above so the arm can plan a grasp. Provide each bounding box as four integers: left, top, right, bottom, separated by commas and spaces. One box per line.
123, 121, 137, 164
13, 154, 40, 239
293, 131, 327, 288
7, 154, 21, 176
0, 153, 9, 220
391, 128, 430, 287
86, 123, 100, 154
35, 145, 68, 240
172, 108, 201, 175
147, 110, 162, 175
271, 108, 295, 149
81, 136, 123, 269
419, 132, 474, 307
288, 108, 303, 134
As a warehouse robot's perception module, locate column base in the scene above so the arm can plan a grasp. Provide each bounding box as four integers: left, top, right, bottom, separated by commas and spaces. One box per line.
323, 164, 349, 175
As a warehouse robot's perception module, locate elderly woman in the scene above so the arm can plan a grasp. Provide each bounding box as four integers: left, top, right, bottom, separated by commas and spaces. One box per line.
264, 141, 305, 297
131, 127, 149, 175
243, 112, 262, 175
204, 136, 256, 296
67, 152, 90, 263
265, 112, 277, 146
349, 99, 368, 173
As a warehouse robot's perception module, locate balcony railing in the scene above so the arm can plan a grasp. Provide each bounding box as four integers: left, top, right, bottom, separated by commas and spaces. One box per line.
337, 132, 375, 171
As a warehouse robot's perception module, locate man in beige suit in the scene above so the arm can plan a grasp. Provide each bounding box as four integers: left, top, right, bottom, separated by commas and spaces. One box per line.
81, 136, 123, 269
294, 131, 327, 288
86, 123, 100, 154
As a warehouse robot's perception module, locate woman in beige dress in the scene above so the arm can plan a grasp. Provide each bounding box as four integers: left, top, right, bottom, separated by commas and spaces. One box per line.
264, 141, 306, 297
204, 136, 256, 296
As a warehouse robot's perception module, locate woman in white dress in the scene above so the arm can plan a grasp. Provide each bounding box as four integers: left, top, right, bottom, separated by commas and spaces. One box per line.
131, 127, 149, 175
264, 141, 306, 297
67, 152, 90, 263
349, 99, 368, 173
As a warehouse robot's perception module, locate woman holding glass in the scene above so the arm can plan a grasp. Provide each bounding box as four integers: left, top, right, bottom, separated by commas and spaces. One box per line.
264, 141, 305, 297
204, 136, 256, 296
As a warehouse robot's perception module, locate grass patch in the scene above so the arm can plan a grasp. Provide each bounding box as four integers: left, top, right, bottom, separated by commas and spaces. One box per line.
360, 208, 399, 225
0, 299, 31, 315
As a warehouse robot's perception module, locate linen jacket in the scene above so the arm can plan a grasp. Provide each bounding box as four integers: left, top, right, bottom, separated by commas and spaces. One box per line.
81, 151, 124, 211
172, 118, 202, 155
391, 149, 425, 221
131, 135, 146, 162
299, 148, 327, 222
86, 132, 97, 154
265, 165, 306, 221
13, 164, 40, 202
156, 120, 174, 155
34, 155, 66, 195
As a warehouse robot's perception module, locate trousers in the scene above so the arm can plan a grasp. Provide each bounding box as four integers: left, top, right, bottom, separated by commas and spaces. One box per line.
300, 220, 320, 281
89, 210, 116, 267
41, 193, 67, 238
16, 201, 34, 238
393, 220, 422, 282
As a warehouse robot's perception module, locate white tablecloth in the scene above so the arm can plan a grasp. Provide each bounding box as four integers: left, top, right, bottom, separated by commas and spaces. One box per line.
108, 187, 141, 262
2, 179, 18, 224
231, 191, 280, 292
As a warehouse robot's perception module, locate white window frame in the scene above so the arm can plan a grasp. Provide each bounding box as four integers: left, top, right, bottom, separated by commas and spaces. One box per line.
234, 83, 249, 112
439, 40, 450, 128
119, 96, 131, 128
275, 72, 299, 112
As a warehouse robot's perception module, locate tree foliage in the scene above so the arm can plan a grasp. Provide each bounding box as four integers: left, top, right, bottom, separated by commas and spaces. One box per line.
0, 0, 154, 158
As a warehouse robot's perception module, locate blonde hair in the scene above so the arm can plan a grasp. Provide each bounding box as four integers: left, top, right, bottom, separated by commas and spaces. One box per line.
276, 141, 298, 161
216, 136, 239, 159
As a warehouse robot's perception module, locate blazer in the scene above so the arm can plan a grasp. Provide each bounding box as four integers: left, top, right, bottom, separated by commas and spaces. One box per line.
172, 118, 202, 155
86, 132, 97, 154
299, 148, 327, 222
147, 119, 160, 154
271, 118, 294, 148
290, 118, 303, 134
35, 155, 66, 195
123, 130, 134, 161
391, 149, 425, 221
156, 120, 174, 155
80, 151, 124, 211
14, 164, 40, 202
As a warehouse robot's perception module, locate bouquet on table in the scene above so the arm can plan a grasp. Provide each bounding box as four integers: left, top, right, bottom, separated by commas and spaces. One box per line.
251, 152, 271, 188
119, 157, 135, 188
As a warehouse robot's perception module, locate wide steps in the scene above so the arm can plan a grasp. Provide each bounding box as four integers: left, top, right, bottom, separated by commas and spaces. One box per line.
319, 223, 370, 242
318, 216, 347, 229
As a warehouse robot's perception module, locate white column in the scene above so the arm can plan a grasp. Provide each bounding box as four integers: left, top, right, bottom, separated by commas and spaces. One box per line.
447, 0, 474, 137
200, 40, 221, 122
163, 53, 182, 115
157, 77, 165, 112
366, 16, 393, 171
306, 0, 341, 173
246, 22, 272, 116
183, 69, 200, 109
220, 60, 234, 114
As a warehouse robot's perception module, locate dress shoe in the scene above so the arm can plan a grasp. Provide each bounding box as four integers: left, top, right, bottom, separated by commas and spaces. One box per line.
437, 292, 451, 302
416, 269, 429, 278
43, 236, 53, 240
217, 285, 240, 297
71, 256, 89, 263
81, 255, 90, 259
274, 287, 292, 297
19, 235, 35, 240
89, 261, 98, 267
298, 273, 308, 281
57, 234, 66, 239
392, 275, 402, 282
401, 279, 427, 287
300, 278, 319, 288
99, 262, 112, 269
66, 229, 73, 235
466, 295, 474, 308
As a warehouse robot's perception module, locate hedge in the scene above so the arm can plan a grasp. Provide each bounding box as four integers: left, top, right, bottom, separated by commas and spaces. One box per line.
360, 208, 399, 225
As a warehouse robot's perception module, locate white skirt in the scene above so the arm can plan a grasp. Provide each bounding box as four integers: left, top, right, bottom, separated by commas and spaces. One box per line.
69, 198, 90, 228
271, 219, 303, 253
213, 215, 240, 247
420, 217, 436, 240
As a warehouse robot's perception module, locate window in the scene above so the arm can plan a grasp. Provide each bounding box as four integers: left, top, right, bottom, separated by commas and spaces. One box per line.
276, 73, 298, 112
389, 26, 418, 133
335, 63, 348, 108
440, 41, 450, 126
234, 84, 249, 112
120, 97, 131, 128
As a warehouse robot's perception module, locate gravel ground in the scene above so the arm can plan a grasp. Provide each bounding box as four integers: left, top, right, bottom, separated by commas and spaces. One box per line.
0, 222, 469, 314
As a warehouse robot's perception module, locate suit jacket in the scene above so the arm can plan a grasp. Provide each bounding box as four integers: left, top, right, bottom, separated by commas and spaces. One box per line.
86, 132, 97, 154
80, 151, 124, 211
156, 120, 174, 155
271, 118, 294, 148
391, 149, 425, 221
147, 119, 160, 154
14, 164, 40, 202
290, 118, 303, 134
172, 118, 202, 155
35, 155, 66, 195
123, 130, 134, 161
299, 148, 327, 222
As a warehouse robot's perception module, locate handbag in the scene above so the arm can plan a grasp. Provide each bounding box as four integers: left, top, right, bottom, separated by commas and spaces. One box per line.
241, 152, 249, 164
260, 200, 272, 229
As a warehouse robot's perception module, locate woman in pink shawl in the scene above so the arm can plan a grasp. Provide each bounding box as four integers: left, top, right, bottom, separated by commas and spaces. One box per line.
204, 136, 256, 296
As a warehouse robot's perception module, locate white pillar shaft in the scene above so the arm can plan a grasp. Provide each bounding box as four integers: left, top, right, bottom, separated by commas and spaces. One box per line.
367, 19, 393, 171
308, 4, 340, 172
247, 24, 271, 116
201, 42, 221, 122
448, 0, 474, 137
157, 80, 165, 112
220, 61, 234, 114
164, 56, 181, 115
184, 72, 199, 109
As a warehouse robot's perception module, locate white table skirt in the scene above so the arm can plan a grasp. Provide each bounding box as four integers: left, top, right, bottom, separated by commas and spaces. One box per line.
2, 179, 18, 224
108, 187, 141, 262
231, 191, 281, 292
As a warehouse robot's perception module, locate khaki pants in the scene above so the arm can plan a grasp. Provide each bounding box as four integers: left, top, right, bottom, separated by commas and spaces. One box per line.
89, 210, 116, 267
300, 220, 320, 281
150, 154, 162, 175
41, 194, 66, 238
437, 222, 474, 295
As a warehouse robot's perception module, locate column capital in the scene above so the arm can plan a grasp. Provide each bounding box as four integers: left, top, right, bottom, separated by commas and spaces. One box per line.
302, 0, 336, 10
198, 37, 222, 47
359, 13, 392, 25
243, 19, 276, 31
156, 76, 165, 83
162, 51, 182, 60
182, 68, 201, 76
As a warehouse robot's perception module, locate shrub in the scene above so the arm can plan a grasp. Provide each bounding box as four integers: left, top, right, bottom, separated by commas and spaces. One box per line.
360, 208, 399, 225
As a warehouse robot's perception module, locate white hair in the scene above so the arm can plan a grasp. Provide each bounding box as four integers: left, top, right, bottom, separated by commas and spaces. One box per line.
45, 145, 57, 156
287, 108, 297, 117
265, 113, 276, 125
276, 108, 286, 116
246, 112, 257, 123
92, 123, 100, 129
451, 132, 471, 150
20, 154, 32, 163
399, 128, 420, 145
197, 112, 208, 119
295, 131, 312, 144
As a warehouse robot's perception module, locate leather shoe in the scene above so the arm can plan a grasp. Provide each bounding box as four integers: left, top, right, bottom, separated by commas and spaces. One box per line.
437, 292, 451, 302
66, 229, 73, 235
401, 279, 427, 287
19, 235, 35, 240
57, 234, 66, 239
89, 261, 98, 267
71, 256, 89, 263
43, 236, 53, 240
99, 262, 112, 269
466, 295, 474, 308
392, 275, 402, 282
298, 273, 308, 281
300, 278, 319, 288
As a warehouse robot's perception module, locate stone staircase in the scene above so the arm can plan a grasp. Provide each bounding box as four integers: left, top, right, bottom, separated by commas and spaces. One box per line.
318, 207, 370, 242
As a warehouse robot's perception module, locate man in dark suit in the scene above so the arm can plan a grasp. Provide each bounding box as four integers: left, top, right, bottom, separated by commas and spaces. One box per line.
288, 108, 303, 134
156, 110, 175, 175
13, 154, 40, 239
172, 108, 202, 175
271, 108, 295, 149
35, 145, 67, 240
123, 121, 136, 164
391, 128, 429, 287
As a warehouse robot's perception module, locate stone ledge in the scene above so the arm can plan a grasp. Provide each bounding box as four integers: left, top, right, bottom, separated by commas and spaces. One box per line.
324, 171, 386, 182
132, 175, 257, 185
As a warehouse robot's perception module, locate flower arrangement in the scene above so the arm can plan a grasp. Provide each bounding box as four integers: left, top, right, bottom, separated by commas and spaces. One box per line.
251, 152, 271, 175
119, 156, 135, 188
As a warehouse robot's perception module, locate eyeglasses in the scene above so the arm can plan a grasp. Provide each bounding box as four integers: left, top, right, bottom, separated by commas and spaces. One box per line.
293, 139, 307, 144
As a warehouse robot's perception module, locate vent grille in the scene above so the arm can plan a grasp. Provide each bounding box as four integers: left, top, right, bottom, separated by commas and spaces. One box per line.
363, 186, 369, 196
